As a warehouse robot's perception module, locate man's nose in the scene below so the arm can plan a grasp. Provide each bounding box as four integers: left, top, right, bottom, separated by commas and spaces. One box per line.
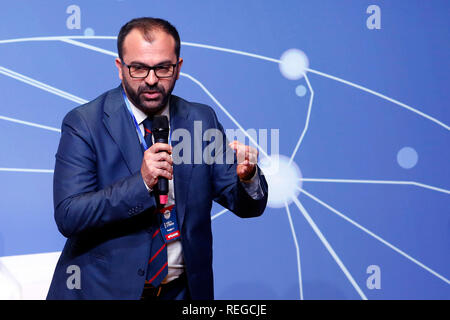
144, 69, 158, 86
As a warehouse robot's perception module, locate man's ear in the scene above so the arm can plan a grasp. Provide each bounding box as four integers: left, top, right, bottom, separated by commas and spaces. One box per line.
175, 58, 183, 80
115, 57, 123, 81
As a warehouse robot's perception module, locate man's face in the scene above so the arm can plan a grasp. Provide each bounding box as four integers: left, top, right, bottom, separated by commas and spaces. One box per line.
115, 28, 183, 115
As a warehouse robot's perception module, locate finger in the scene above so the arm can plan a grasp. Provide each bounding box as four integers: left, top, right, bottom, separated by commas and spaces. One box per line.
152, 160, 173, 173
237, 164, 250, 177
239, 160, 249, 167
248, 145, 258, 156
247, 146, 258, 164
154, 168, 172, 180
248, 150, 258, 164
245, 145, 250, 161
159, 169, 173, 180
144, 145, 170, 160
153, 152, 173, 164
145, 151, 172, 166
229, 141, 256, 164
236, 147, 246, 164
228, 140, 241, 151
236, 143, 249, 156
150, 143, 172, 154
239, 145, 251, 163
244, 160, 255, 168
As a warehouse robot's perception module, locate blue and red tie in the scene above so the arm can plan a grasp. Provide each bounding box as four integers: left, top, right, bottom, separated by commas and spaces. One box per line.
146, 216, 168, 287
142, 117, 169, 287
142, 117, 153, 144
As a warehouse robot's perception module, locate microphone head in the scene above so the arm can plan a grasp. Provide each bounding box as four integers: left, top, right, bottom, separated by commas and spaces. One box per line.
152, 115, 169, 130
152, 115, 169, 141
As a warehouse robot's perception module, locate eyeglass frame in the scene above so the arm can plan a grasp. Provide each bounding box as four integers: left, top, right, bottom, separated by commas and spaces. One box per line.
121, 60, 179, 79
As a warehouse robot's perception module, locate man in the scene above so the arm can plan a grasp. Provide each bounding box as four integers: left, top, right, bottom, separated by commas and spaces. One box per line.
47, 17, 268, 300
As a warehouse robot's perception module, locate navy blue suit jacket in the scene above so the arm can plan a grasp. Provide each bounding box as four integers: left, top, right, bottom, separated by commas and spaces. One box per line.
46, 86, 268, 300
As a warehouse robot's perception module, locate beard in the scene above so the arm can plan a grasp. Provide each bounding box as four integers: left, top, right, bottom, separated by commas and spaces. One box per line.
122, 77, 176, 115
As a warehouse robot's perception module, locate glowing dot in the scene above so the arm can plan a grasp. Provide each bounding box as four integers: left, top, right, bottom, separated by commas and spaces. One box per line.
279, 49, 309, 80
295, 85, 307, 97
84, 28, 95, 36
259, 154, 303, 208
397, 147, 418, 169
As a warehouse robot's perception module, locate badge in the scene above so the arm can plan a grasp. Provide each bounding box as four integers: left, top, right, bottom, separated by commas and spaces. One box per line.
158, 204, 181, 243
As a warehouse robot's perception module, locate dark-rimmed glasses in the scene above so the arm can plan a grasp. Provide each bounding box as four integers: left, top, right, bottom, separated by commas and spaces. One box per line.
122, 61, 178, 79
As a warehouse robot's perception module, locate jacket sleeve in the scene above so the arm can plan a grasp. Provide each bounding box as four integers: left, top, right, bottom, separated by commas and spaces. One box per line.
53, 109, 157, 238
208, 108, 268, 218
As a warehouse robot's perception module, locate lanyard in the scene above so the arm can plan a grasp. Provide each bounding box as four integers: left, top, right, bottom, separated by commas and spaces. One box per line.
122, 90, 171, 151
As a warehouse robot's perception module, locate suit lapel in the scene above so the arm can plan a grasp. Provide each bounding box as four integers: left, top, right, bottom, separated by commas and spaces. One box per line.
102, 85, 143, 174
170, 96, 194, 230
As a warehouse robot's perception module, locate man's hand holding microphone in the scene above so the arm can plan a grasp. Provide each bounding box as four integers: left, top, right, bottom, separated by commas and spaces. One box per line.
141, 142, 173, 191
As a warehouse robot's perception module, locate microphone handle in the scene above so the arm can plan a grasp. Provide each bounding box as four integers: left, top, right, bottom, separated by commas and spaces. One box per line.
154, 138, 169, 204
158, 178, 168, 195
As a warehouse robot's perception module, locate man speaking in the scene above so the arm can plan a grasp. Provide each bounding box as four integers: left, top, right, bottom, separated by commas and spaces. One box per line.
47, 17, 268, 300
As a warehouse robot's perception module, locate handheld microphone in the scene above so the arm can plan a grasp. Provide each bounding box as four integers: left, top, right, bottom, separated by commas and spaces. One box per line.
152, 115, 170, 205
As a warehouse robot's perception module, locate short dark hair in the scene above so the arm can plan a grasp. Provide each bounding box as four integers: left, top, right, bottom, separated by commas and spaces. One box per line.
117, 17, 180, 61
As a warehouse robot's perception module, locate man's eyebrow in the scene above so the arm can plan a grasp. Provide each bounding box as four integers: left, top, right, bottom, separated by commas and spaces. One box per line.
129, 60, 174, 67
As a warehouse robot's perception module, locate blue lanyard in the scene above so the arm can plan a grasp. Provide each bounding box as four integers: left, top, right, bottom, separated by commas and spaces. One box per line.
122, 90, 171, 151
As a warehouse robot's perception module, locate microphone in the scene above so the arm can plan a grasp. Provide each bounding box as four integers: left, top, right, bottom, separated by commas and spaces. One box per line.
152, 115, 170, 205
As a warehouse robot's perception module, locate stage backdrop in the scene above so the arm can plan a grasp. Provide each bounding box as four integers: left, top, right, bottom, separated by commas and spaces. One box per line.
0, 0, 449, 299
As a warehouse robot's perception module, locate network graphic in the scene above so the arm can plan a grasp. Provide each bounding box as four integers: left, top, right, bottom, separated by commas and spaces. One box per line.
0, 2, 449, 300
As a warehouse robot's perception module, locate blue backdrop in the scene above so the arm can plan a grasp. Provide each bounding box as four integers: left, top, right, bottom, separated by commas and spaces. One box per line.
0, 0, 448, 299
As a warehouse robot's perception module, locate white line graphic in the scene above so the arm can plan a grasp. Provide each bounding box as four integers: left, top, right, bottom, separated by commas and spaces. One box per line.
305, 68, 449, 131
60, 39, 118, 57
285, 202, 304, 300
0, 36, 116, 44
291, 196, 368, 300
0, 115, 60, 133
181, 41, 281, 63
300, 178, 450, 195
0, 65, 88, 132
0, 168, 54, 173
211, 208, 229, 221
289, 73, 314, 165
299, 187, 450, 285
0, 66, 88, 105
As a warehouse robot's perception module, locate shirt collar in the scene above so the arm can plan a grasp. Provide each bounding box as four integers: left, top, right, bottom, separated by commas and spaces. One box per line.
126, 96, 170, 126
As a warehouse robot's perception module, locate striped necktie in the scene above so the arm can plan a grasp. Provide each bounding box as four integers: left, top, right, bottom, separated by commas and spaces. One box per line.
142, 117, 169, 287
142, 117, 153, 148
146, 212, 169, 287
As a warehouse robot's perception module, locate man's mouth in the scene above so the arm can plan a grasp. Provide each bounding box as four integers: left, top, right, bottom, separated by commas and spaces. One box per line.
141, 90, 161, 99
